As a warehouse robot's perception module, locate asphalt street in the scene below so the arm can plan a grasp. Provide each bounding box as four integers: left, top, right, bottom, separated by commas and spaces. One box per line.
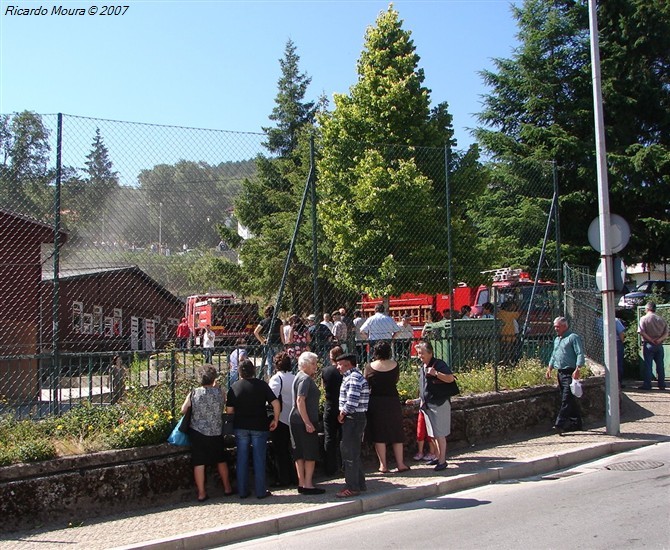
223, 442, 670, 550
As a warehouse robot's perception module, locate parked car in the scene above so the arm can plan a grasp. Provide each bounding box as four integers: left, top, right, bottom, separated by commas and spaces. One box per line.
617, 280, 670, 309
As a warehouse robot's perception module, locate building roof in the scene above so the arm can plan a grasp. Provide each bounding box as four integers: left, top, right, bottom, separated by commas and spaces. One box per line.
41, 264, 184, 306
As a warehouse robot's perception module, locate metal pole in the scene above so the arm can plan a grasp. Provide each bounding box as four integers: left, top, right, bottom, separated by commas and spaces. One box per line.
52, 113, 63, 415
261, 136, 317, 376
444, 146, 454, 367
311, 137, 319, 318
553, 161, 563, 309
589, 0, 619, 434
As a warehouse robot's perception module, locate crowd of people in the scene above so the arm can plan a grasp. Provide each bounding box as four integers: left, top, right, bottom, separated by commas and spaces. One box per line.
177, 303, 464, 502
176, 300, 667, 503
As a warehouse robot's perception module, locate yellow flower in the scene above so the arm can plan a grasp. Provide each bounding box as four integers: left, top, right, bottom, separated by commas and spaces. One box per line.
138, 426, 145, 432
113, 428, 119, 433
88, 425, 93, 431
56, 425, 63, 430
153, 413, 159, 420
130, 427, 135, 433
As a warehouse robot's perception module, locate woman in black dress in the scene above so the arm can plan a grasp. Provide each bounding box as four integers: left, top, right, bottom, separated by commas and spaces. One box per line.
365, 342, 410, 473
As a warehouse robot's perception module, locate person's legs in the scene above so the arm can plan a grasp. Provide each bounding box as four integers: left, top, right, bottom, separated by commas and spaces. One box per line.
392, 442, 408, 470
653, 345, 666, 389
303, 460, 316, 488
374, 442, 388, 472
641, 343, 654, 389
556, 370, 581, 429
270, 422, 294, 485
294, 458, 306, 488
216, 462, 232, 494
235, 429, 250, 497
340, 413, 366, 492
194, 465, 206, 499
435, 436, 447, 464
250, 430, 269, 497
616, 341, 625, 384
323, 403, 341, 475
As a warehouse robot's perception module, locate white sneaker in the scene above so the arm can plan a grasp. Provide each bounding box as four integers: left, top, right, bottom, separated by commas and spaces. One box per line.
412, 452, 424, 461
422, 453, 437, 462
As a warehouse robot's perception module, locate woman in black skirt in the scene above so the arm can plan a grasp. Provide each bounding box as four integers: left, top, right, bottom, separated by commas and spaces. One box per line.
181, 364, 233, 501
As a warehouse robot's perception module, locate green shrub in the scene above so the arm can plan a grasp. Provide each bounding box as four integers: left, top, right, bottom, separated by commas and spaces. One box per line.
15, 439, 58, 463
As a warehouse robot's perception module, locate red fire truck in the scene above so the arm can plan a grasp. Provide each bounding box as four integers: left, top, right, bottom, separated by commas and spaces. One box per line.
185, 294, 259, 345
359, 285, 478, 340
359, 268, 558, 339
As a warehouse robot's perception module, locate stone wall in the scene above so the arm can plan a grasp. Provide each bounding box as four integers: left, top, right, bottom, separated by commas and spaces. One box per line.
0, 377, 605, 532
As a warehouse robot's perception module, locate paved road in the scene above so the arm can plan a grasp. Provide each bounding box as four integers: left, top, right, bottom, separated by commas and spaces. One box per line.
224, 442, 670, 550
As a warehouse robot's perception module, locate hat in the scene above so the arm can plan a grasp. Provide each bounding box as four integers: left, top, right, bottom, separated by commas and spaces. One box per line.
307, 314, 316, 321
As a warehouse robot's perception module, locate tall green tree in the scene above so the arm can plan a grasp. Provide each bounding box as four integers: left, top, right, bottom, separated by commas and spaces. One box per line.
473, 0, 669, 272
232, 40, 320, 310
85, 128, 119, 196
318, 6, 483, 296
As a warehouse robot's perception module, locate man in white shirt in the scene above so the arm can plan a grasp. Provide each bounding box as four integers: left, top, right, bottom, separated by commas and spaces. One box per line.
360, 304, 400, 360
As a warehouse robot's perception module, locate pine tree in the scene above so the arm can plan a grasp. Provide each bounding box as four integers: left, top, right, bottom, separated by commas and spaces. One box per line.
473, 0, 669, 269
85, 128, 118, 194
231, 40, 319, 306
263, 39, 316, 157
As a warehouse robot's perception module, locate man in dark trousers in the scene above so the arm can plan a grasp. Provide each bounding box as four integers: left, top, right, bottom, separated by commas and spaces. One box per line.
321, 346, 344, 475
335, 353, 370, 498
545, 316, 583, 434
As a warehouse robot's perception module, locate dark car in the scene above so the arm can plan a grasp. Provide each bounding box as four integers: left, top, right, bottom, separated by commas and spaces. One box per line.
617, 280, 670, 309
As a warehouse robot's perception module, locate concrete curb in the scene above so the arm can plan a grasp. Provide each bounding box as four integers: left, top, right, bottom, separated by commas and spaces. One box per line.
114, 438, 658, 550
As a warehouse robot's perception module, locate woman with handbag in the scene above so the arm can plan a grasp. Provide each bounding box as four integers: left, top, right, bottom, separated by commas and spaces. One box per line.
415, 340, 456, 472
180, 364, 233, 502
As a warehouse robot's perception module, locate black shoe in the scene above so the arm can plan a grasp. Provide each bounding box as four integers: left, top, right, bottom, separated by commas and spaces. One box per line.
434, 462, 447, 471
637, 385, 652, 390
552, 425, 565, 435
301, 487, 326, 495
257, 491, 272, 499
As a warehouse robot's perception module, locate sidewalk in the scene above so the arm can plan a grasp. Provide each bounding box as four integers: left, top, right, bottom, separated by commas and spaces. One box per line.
2, 388, 668, 550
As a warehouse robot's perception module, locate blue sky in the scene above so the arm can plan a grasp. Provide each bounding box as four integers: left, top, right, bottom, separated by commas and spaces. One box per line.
1, 0, 521, 153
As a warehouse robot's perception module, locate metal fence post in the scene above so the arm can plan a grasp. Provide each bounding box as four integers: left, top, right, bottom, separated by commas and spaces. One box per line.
51, 113, 63, 415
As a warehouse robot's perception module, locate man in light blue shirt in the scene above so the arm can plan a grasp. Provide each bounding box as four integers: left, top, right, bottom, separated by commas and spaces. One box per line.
545, 316, 583, 434
359, 304, 400, 361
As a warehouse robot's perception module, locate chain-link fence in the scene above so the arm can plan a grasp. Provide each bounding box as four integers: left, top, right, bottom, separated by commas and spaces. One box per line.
1, 112, 562, 415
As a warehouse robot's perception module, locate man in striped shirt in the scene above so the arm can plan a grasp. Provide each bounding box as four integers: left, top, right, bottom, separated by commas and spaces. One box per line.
336, 353, 370, 498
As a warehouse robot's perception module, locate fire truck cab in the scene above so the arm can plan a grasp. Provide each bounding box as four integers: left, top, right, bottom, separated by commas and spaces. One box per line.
472, 268, 559, 336
185, 294, 259, 345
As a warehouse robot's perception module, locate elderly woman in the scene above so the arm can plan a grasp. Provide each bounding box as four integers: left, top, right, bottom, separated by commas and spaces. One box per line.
180, 364, 233, 501
268, 351, 297, 487
289, 351, 326, 495
226, 359, 280, 499
415, 340, 455, 472
365, 342, 410, 473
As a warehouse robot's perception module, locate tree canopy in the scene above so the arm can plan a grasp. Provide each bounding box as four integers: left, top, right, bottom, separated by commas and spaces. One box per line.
473, 0, 669, 270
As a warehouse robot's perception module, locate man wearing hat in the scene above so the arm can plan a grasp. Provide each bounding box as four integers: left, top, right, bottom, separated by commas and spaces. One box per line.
335, 353, 370, 498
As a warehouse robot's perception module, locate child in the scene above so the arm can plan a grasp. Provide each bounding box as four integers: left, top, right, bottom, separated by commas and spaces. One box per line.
405, 398, 438, 462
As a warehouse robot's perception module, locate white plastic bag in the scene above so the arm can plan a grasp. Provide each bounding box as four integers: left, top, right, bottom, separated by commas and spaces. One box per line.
570, 378, 583, 398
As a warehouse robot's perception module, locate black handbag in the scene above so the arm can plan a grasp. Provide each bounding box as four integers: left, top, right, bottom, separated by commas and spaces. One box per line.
178, 391, 194, 433
223, 413, 234, 436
